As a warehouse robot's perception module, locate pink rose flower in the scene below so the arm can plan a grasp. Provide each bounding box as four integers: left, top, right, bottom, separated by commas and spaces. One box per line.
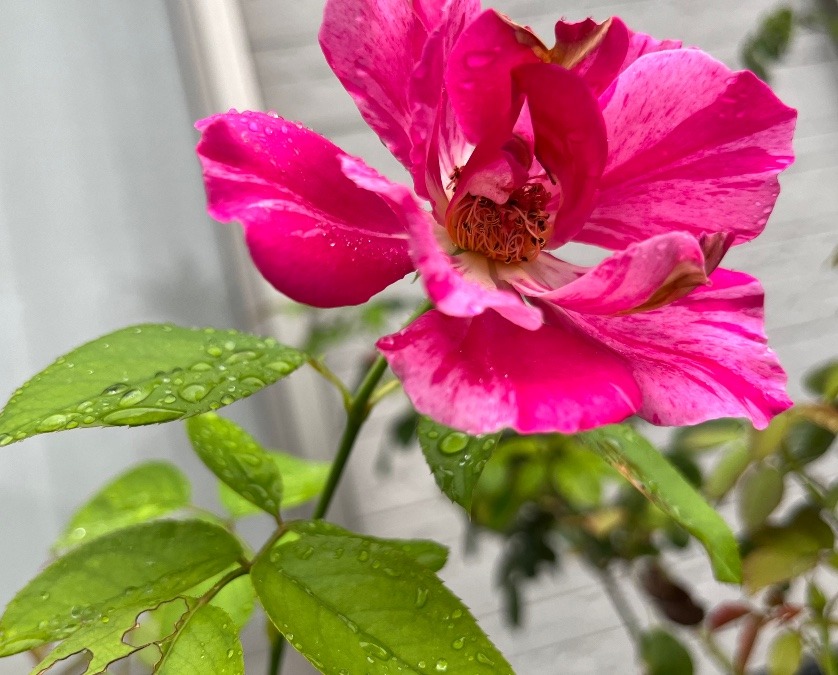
195, 1, 796, 435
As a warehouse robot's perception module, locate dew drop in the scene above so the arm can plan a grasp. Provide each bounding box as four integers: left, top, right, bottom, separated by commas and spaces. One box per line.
451, 637, 465, 650
298, 546, 315, 560
357, 550, 370, 562
241, 376, 266, 389
415, 586, 429, 608
439, 432, 469, 455
435, 658, 449, 671
162, 395, 177, 404
82, 415, 96, 424
360, 640, 391, 661
266, 361, 294, 376
476, 652, 495, 666
0, 434, 12, 447
102, 383, 129, 396
37, 414, 69, 432
191, 361, 213, 371
40, 591, 50, 601
220, 394, 235, 405
102, 408, 183, 426
118, 387, 152, 408
207, 346, 223, 357
180, 384, 208, 403
226, 648, 234, 659
426, 430, 440, 439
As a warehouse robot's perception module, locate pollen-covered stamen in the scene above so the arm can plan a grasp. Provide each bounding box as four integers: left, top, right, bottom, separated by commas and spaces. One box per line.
446, 183, 552, 263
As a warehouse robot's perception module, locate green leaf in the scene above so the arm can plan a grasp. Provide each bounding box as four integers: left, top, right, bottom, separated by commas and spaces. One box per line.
737, 464, 784, 533
580, 425, 741, 583
187, 414, 283, 518
0, 324, 305, 447
252, 530, 510, 674
156, 605, 244, 675
805, 360, 838, 401
640, 629, 693, 675
417, 417, 501, 510
218, 452, 331, 518
288, 520, 449, 573
767, 631, 802, 675
56, 461, 190, 550
32, 598, 190, 675
704, 442, 751, 500
0, 520, 243, 656
671, 419, 746, 453
141, 570, 255, 646
551, 441, 611, 508
785, 419, 835, 466
743, 508, 834, 592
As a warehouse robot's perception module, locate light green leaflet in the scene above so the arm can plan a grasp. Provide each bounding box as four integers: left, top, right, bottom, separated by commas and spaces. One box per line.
56, 461, 191, 550
580, 425, 742, 583
188, 414, 285, 518
252, 525, 509, 674
0, 520, 243, 656
0, 324, 304, 447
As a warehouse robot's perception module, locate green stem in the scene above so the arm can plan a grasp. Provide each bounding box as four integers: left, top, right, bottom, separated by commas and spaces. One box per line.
313, 354, 390, 520
821, 620, 837, 675
699, 627, 737, 675
268, 633, 285, 675
594, 566, 642, 643
308, 356, 352, 410
313, 300, 431, 520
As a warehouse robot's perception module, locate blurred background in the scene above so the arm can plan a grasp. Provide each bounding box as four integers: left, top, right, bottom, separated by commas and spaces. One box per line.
0, 0, 835, 673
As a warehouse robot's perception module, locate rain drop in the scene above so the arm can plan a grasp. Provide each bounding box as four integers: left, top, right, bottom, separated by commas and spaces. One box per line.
118, 388, 152, 408
476, 652, 495, 666
102, 383, 129, 396
435, 658, 449, 671
439, 432, 469, 455
37, 414, 69, 432
180, 384, 208, 403
102, 408, 183, 426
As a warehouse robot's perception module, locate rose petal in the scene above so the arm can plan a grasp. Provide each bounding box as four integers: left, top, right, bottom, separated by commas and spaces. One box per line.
552, 17, 630, 97
516, 232, 708, 314
377, 309, 641, 434
195, 111, 413, 307
409, 0, 480, 198
513, 63, 608, 241
342, 158, 544, 330
622, 28, 682, 70
578, 49, 796, 250
445, 9, 542, 144
567, 268, 792, 428
320, 0, 435, 169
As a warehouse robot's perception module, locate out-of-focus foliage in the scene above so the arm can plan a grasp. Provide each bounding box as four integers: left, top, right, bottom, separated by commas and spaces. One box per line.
743, 2, 838, 82
450, 358, 837, 674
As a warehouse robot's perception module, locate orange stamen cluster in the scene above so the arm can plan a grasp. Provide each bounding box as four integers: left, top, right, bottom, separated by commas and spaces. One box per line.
446, 183, 552, 263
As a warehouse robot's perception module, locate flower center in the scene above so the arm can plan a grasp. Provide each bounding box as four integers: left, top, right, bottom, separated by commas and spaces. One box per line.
445, 183, 552, 263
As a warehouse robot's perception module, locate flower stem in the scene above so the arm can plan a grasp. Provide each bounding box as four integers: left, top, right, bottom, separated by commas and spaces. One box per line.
313, 300, 431, 520
313, 354, 390, 520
